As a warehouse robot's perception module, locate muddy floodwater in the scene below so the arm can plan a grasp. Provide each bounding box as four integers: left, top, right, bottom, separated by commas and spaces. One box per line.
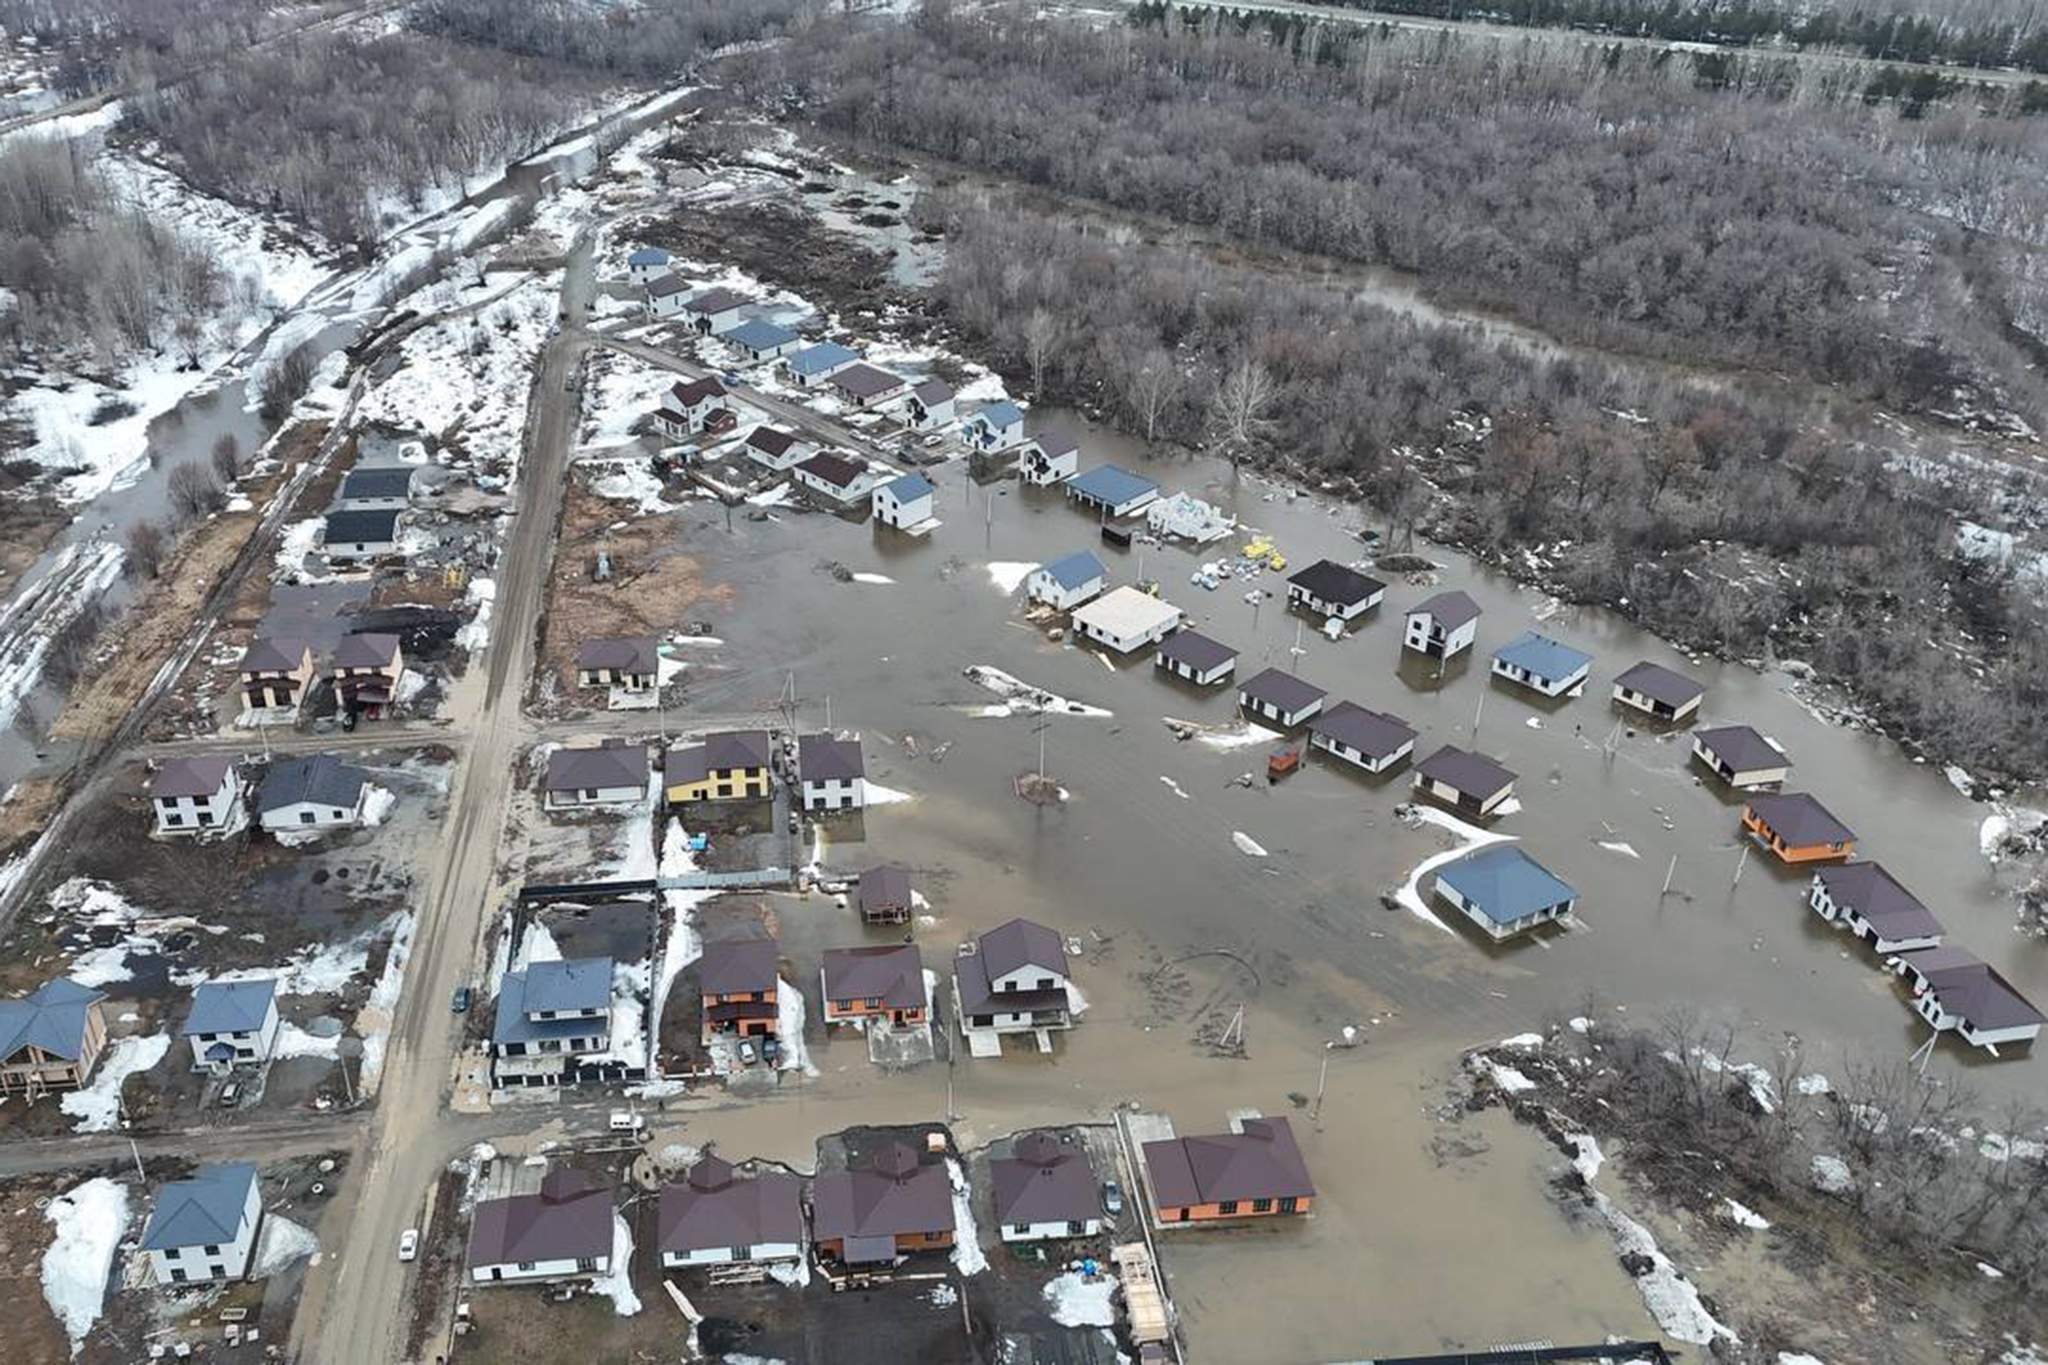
656, 434, 2045, 1358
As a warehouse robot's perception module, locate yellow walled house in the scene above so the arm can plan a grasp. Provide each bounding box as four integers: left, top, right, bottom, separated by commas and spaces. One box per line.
664, 730, 773, 804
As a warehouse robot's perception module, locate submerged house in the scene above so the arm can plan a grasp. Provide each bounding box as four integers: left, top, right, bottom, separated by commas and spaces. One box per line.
954, 917, 1075, 1037
964, 401, 1025, 451
1154, 630, 1237, 687
1612, 661, 1705, 723
1894, 946, 2044, 1054
1309, 701, 1417, 775
658, 1155, 803, 1269
1026, 551, 1108, 611
793, 451, 877, 505
1063, 464, 1160, 518
1490, 631, 1593, 698
1691, 726, 1792, 788
1403, 591, 1482, 661
1070, 586, 1183, 654
1237, 668, 1326, 728
1286, 560, 1384, 624
873, 471, 935, 530
1143, 1116, 1314, 1224
1020, 429, 1081, 486
811, 1142, 954, 1265
0, 978, 108, 1095
992, 1132, 1101, 1243
1742, 792, 1854, 864
1809, 862, 1943, 953
1412, 745, 1518, 818
1433, 845, 1577, 940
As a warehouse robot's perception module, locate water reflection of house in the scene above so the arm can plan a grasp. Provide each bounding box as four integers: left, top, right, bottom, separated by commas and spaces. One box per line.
0, 978, 108, 1095
329, 632, 404, 717
239, 636, 315, 713
698, 939, 779, 1048
1402, 590, 1481, 660
1691, 725, 1791, 788
1893, 946, 2044, 1053
811, 1141, 954, 1265
1411, 744, 1517, 818
1611, 660, 1705, 723
1741, 792, 1853, 864
1809, 862, 1943, 953
1143, 1115, 1315, 1224
821, 944, 927, 1028
658, 1155, 803, 1269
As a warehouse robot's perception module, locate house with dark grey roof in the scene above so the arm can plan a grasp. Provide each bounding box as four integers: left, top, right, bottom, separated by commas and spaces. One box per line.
1154, 630, 1237, 687
1403, 590, 1482, 660
742, 424, 815, 472
469, 1168, 615, 1283
1412, 745, 1517, 818
1490, 630, 1593, 698
1433, 845, 1577, 940
239, 636, 315, 713
907, 379, 954, 430
793, 450, 877, 504
1237, 668, 1326, 728
964, 401, 1025, 451
1064, 464, 1160, 518
256, 754, 370, 833
1026, 551, 1107, 611
338, 465, 415, 510
698, 938, 780, 1047
798, 733, 866, 811
1287, 560, 1385, 623
646, 271, 691, 316
150, 755, 244, 836
1612, 660, 1705, 723
654, 375, 731, 438
659, 1155, 803, 1268
181, 979, 279, 1073
781, 341, 859, 388
545, 741, 650, 810
1809, 863, 1943, 954
143, 1163, 264, 1286
329, 632, 404, 717
1310, 701, 1417, 775
322, 507, 401, 561
1691, 725, 1792, 788
955, 918, 1074, 1042
811, 1142, 954, 1264
1742, 792, 1854, 864
724, 317, 799, 362
575, 638, 659, 691
992, 1131, 1101, 1242
492, 956, 615, 1088
684, 286, 751, 335
1020, 429, 1081, 486
852, 865, 915, 925
820, 944, 927, 1028
1143, 1115, 1314, 1224
827, 362, 909, 408
664, 730, 773, 804
1894, 946, 2043, 1053
0, 978, 107, 1095
872, 471, 935, 530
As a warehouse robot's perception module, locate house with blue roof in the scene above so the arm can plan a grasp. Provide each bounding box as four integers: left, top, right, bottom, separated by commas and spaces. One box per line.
1026, 552, 1108, 611
0, 977, 108, 1095
725, 317, 800, 363
182, 979, 280, 1074
1490, 630, 1594, 698
1064, 464, 1160, 518
964, 401, 1025, 452
781, 341, 860, 388
627, 247, 672, 283
492, 956, 617, 1089
873, 471, 936, 531
143, 1163, 264, 1285
1433, 845, 1578, 941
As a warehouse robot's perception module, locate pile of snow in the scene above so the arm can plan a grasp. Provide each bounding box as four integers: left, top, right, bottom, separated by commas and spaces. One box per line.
767, 1256, 811, 1289
985, 561, 1038, 594
274, 517, 327, 582
1596, 839, 1640, 859
1392, 804, 1515, 937
355, 911, 416, 1091
252, 1214, 320, 1276
1811, 1154, 1855, 1194
1499, 1032, 1545, 1050
1723, 1198, 1771, 1230
590, 459, 673, 514
592, 1213, 642, 1316
1042, 1271, 1118, 1328
850, 572, 894, 585
775, 978, 817, 1076
61, 1034, 170, 1131
455, 576, 497, 654
1795, 1073, 1831, 1096
1174, 718, 1282, 751
1594, 1192, 1739, 1345
273, 1021, 343, 1060
41, 1177, 129, 1354
1471, 1057, 1536, 1094
1230, 831, 1269, 858
653, 818, 710, 1037
360, 785, 397, 827
1569, 1134, 1605, 1182
945, 1159, 986, 1276
963, 665, 1112, 719
866, 782, 914, 805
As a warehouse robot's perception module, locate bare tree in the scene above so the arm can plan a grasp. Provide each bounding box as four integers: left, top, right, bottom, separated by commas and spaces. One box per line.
209, 432, 241, 486
167, 462, 225, 521
1118, 347, 1182, 445
1022, 307, 1061, 399
122, 520, 167, 580
258, 344, 316, 425
1209, 355, 1275, 465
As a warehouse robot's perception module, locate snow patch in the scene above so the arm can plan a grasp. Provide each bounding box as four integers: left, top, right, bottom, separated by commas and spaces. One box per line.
60, 1033, 169, 1131
985, 561, 1038, 594
865, 782, 914, 805
1594, 1192, 1738, 1344
946, 1159, 986, 1276
1042, 1271, 1118, 1328
252, 1214, 320, 1277
1811, 1154, 1855, 1194
1231, 831, 1268, 858
592, 1213, 642, 1316
1393, 804, 1514, 936
41, 1177, 129, 1355
1723, 1198, 1771, 1230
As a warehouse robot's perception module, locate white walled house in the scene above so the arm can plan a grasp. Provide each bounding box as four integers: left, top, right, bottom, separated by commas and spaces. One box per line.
322, 508, 400, 561
469, 1169, 615, 1284
653, 376, 730, 439
337, 466, 415, 511
1237, 668, 1327, 728
1310, 701, 1417, 776
992, 1132, 1101, 1244
1808, 863, 1944, 954
1070, 587, 1183, 654
627, 247, 672, 283
1691, 726, 1792, 788
683, 286, 750, 336
545, 743, 650, 811
782, 341, 859, 389
646, 273, 690, 317
793, 451, 877, 505
1020, 430, 1081, 486
256, 755, 369, 833
1064, 464, 1159, 518
742, 425, 814, 472
1612, 661, 1705, 723
907, 380, 955, 430
1490, 631, 1593, 698
491, 957, 615, 1088
151, 756, 244, 836
1026, 552, 1107, 611
1894, 947, 2045, 1054
143, 1163, 264, 1286
954, 918, 1076, 1037
1154, 630, 1237, 686
873, 472, 935, 530
798, 733, 866, 812
658, 1157, 803, 1269
724, 317, 799, 362
965, 401, 1025, 451
1412, 745, 1518, 818
181, 980, 280, 1074
1286, 560, 1385, 624
1403, 591, 1481, 660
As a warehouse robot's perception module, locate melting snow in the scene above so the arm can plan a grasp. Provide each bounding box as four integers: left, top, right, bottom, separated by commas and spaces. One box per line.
1594, 1192, 1738, 1345
1811, 1154, 1855, 1194
1795, 1073, 1831, 1096
985, 561, 1038, 594
946, 1159, 986, 1276
1043, 1271, 1118, 1327
592, 1213, 642, 1315
964, 665, 1111, 719
866, 782, 914, 805
1393, 804, 1514, 936
41, 1177, 129, 1355
1570, 1134, 1605, 1181
1231, 831, 1268, 858
850, 572, 895, 584
1596, 839, 1640, 859
61, 1034, 169, 1131
1723, 1198, 1771, 1230
1499, 1032, 1544, 1049
775, 978, 817, 1076
1159, 776, 1190, 800
252, 1214, 320, 1276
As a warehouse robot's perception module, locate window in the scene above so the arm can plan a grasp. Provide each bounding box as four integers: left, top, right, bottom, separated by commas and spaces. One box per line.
1012, 1223, 1031, 1235
165, 1247, 181, 1260
299, 811, 314, 825
205, 1245, 220, 1257
575, 1257, 597, 1272
751, 991, 765, 1003
1169, 1208, 1186, 1222
1252, 1198, 1272, 1213
1067, 1220, 1085, 1235
1278, 1196, 1299, 1213
1217, 1201, 1238, 1216
717, 783, 732, 797
171, 1268, 188, 1283
518, 1261, 535, 1272
1035, 977, 1055, 991
165, 813, 183, 827
730, 1246, 750, 1260
583, 788, 597, 800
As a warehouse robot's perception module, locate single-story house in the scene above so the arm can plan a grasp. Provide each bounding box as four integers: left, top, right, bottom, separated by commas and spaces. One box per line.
852, 865, 915, 925
1434, 845, 1577, 940
239, 637, 315, 712
873, 471, 935, 530
181, 979, 279, 1074
1412, 745, 1518, 818
1064, 464, 1160, 518
1310, 701, 1417, 775
322, 508, 400, 561
627, 246, 671, 283
992, 1131, 1101, 1243
1403, 590, 1482, 660
1612, 661, 1705, 723
1154, 630, 1237, 686
955, 917, 1074, 1036
545, 742, 649, 810
684, 286, 750, 336
1144, 1115, 1314, 1224
1742, 792, 1854, 864
658, 1156, 803, 1269
338, 465, 416, 511
724, 317, 800, 362
782, 341, 860, 389
1237, 667, 1326, 728
907, 380, 955, 430
646, 272, 691, 317
799, 733, 866, 811
0, 978, 107, 1095
1809, 863, 1943, 953
964, 401, 1025, 451
491, 957, 615, 1088
1893, 946, 2044, 1053
1286, 560, 1385, 623
143, 1163, 264, 1286
1020, 430, 1081, 487
812, 1142, 954, 1265
256, 754, 370, 832
743, 425, 814, 472
1146, 492, 1233, 544
1026, 551, 1108, 611
330, 632, 404, 717
653, 376, 730, 440
698, 938, 780, 1047
1070, 586, 1183, 654
151, 755, 244, 836
1691, 726, 1792, 788
793, 450, 877, 505
664, 731, 772, 804
575, 637, 659, 691
469, 1169, 614, 1284
827, 362, 908, 409
1490, 631, 1592, 697
820, 944, 927, 1028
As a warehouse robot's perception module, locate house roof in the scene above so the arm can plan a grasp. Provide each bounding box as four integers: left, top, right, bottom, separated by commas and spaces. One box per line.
658, 1159, 803, 1254
1065, 464, 1158, 507
1492, 630, 1592, 682
746, 425, 803, 457
546, 743, 649, 793
991, 1132, 1099, 1227
854, 865, 913, 914
1436, 846, 1577, 924
1156, 630, 1235, 673
323, 508, 400, 545
912, 379, 953, 405
829, 362, 906, 399
1415, 744, 1516, 798
1143, 1117, 1314, 1208
797, 451, 866, 491
141, 1163, 257, 1252
1904, 950, 2046, 1032
1746, 792, 1854, 847
698, 939, 779, 998
1238, 667, 1326, 715
153, 755, 234, 799
1694, 725, 1791, 773
1311, 700, 1416, 760
882, 471, 934, 503
670, 375, 726, 407
240, 637, 310, 673
576, 637, 660, 675
332, 633, 400, 669
0, 978, 104, 1064
686, 286, 750, 314
799, 733, 864, 782
647, 272, 690, 297
1030, 429, 1080, 459
1813, 862, 1941, 942
1038, 551, 1105, 591
628, 247, 670, 266
973, 401, 1023, 430
664, 730, 773, 785
1614, 660, 1705, 708
492, 958, 614, 1046
978, 917, 1064, 982
182, 979, 276, 1037
955, 949, 1068, 1020
1287, 559, 1384, 606
811, 1144, 952, 1244
726, 317, 797, 351
255, 754, 368, 813
468, 1169, 613, 1267
340, 466, 415, 501
786, 341, 858, 376
820, 944, 925, 1009
1410, 589, 1481, 630
1071, 587, 1180, 640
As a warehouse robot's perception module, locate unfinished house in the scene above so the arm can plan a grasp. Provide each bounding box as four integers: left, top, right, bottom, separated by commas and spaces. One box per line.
238, 637, 315, 715
0, 978, 108, 1095
329, 632, 404, 718
851, 865, 915, 925
575, 638, 659, 692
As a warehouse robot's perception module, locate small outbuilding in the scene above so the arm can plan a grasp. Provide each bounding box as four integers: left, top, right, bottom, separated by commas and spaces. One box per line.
1691, 726, 1791, 788
1809, 862, 1943, 953
1612, 661, 1705, 723
1070, 586, 1183, 653
1742, 792, 1854, 864
1064, 464, 1160, 518
1286, 560, 1385, 623
1310, 701, 1417, 775
1154, 630, 1237, 687
1026, 551, 1108, 611
1433, 845, 1576, 940
1237, 668, 1326, 728
1894, 946, 2043, 1054
1403, 591, 1481, 660
1412, 745, 1518, 818
1490, 631, 1592, 697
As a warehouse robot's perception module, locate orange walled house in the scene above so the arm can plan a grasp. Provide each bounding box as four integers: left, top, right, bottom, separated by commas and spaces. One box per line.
811, 1142, 955, 1266
1742, 792, 1855, 864
698, 938, 779, 1048
820, 945, 927, 1029
1143, 1115, 1315, 1225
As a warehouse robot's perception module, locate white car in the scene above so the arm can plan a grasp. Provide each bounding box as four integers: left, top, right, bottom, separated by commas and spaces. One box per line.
399, 1229, 420, 1262
608, 1111, 645, 1132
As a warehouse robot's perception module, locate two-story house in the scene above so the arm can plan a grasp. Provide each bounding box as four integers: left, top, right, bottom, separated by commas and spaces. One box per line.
238, 637, 315, 715
1402, 591, 1482, 660
811, 1142, 953, 1266
698, 938, 780, 1048
820, 944, 926, 1029
954, 917, 1076, 1041
491, 956, 615, 1088
181, 979, 281, 1074
0, 978, 108, 1096
797, 733, 866, 811
663, 731, 773, 804
143, 1163, 264, 1286
329, 633, 404, 718
150, 756, 244, 837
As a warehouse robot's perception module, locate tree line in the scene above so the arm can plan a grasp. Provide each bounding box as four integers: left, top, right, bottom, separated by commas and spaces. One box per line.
0, 0, 333, 98
407, 0, 819, 78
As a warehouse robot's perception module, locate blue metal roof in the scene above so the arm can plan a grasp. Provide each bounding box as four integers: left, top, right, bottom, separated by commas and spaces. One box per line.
628, 247, 670, 266
1436, 846, 1577, 925
787, 342, 858, 376
1492, 630, 1593, 682
1039, 551, 1106, 591
493, 957, 613, 1046
1066, 464, 1158, 508
972, 401, 1022, 430
0, 978, 104, 1064
142, 1164, 257, 1251
883, 472, 934, 502
726, 318, 796, 352
182, 979, 277, 1037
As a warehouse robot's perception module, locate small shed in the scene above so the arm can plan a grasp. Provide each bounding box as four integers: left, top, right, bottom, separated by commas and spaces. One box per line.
1411, 745, 1517, 818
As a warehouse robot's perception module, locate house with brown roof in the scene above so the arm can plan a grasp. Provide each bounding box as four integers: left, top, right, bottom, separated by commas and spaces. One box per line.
742, 425, 814, 472
329, 633, 404, 718
1809, 862, 1943, 953
575, 638, 659, 691
150, 756, 244, 836
851, 865, 914, 925
1691, 725, 1792, 788
1155, 630, 1237, 687
683, 286, 750, 336
992, 1131, 1101, 1243
1403, 591, 1481, 660
798, 733, 866, 811
544, 741, 649, 810
954, 918, 1074, 1040
1310, 701, 1416, 776
826, 362, 909, 409
0, 978, 108, 1096
907, 379, 954, 430
468, 1168, 616, 1285
811, 1141, 954, 1265
654, 376, 731, 439
1237, 668, 1326, 728
698, 938, 780, 1047
1894, 946, 2043, 1053
820, 945, 927, 1028
1412, 745, 1518, 818
239, 637, 315, 714
658, 1155, 803, 1269
664, 731, 772, 804
1143, 1115, 1315, 1225
1612, 661, 1705, 723
1742, 792, 1854, 864
793, 450, 877, 505
1287, 560, 1385, 624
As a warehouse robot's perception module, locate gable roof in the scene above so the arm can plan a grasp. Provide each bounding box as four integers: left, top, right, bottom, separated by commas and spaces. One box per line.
745, 426, 803, 458
255, 754, 368, 813
153, 755, 234, 799
972, 401, 1023, 430
1409, 589, 1480, 631
1157, 630, 1236, 673
576, 638, 659, 674
627, 247, 670, 266
1907, 952, 2045, 1032
799, 733, 864, 782
141, 1163, 257, 1251
1287, 559, 1384, 606
1614, 660, 1705, 708
829, 362, 906, 399
797, 451, 866, 491
1492, 630, 1591, 681
340, 466, 415, 501
1143, 1117, 1314, 1208
1066, 464, 1158, 507
1436, 846, 1576, 923
698, 939, 779, 998
1238, 667, 1326, 714
469, 1169, 613, 1267
0, 978, 104, 1064
1415, 744, 1516, 798
1037, 551, 1105, 591
664, 730, 772, 785
240, 637, 310, 674
786, 341, 858, 376
912, 379, 953, 405
323, 508, 400, 545
1311, 700, 1416, 760
1030, 429, 1080, 459
991, 1132, 1099, 1227
647, 272, 690, 297
1694, 725, 1791, 773
332, 633, 401, 669
546, 743, 648, 793
726, 318, 797, 352
1813, 862, 1941, 941
686, 286, 749, 315
978, 918, 1064, 982
668, 375, 726, 408
182, 979, 276, 1037
1746, 792, 1854, 847
658, 1160, 803, 1254
881, 471, 934, 503
854, 865, 913, 914
811, 1144, 952, 1243
820, 944, 924, 1008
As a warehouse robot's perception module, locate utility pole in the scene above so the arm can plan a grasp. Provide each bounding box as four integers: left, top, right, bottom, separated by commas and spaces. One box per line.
128, 1137, 145, 1181
1471, 685, 1485, 740
1731, 842, 1750, 889
1661, 853, 1678, 898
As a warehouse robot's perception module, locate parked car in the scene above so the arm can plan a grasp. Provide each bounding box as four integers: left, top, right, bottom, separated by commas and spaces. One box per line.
450, 986, 472, 1013
1102, 1180, 1124, 1216
608, 1111, 644, 1132
218, 1082, 241, 1109
761, 1036, 781, 1066
399, 1229, 420, 1261
738, 1040, 758, 1066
